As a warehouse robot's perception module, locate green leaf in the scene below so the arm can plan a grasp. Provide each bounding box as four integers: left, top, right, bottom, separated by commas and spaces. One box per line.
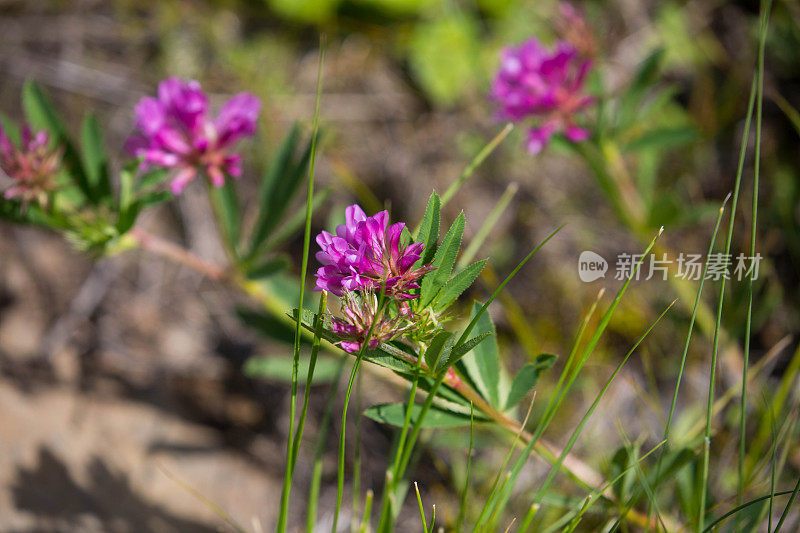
609, 444, 640, 501
244, 354, 341, 384
415, 192, 440, 265
0, 112, 21, 145
431, 259, 486, 312
267, 0, 339, 24
407, 15, 480, 106
460, 301, 500, 408
115, 161, 138, 233
248, 124, 311, 257
80, 114, 111, 200
617, 49, 664, 130
22, 80, 91, 201
260, 188, 330, 252
625, 126, 699, 152
420, 212, 465, 305
136, 168, 169, 192
449, 332, 492, 364
364, 402, 476, 428
137, 190, 173, 209
504, 353, 557, 410
239, 308, 296, 344
246, 255, 290, 280
424, 330, 455, 372
210, 179, 241, 256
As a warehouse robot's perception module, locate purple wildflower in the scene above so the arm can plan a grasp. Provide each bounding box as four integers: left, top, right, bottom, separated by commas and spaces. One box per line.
126, 77, 260, 194
314, 204, 431, 299
0, 124, 61, 207
490, 38, 594, 155
329, 291, 410, 353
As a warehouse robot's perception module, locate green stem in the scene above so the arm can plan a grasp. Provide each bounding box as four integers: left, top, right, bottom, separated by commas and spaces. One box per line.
739, 0, 771, 515
288, 293, 328, 472
332, 291, 387, 533
277, 36, 325, 533
774, 477, 800, 532
652, 193, 730, 520
305, 359, 346, 533
700, 5, 770, 528
376, 342, 426, 532
440, 124, 513, 207
456, 402, 474, 531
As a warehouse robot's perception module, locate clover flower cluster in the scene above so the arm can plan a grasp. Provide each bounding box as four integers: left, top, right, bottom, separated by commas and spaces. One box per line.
490, 13, 595, 155
315, 204, 432, 353
0, 125, 62, 207
126, 77, 260, 194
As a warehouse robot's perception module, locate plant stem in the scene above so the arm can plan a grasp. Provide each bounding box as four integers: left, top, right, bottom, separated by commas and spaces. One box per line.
440, 123, 513, 207
740, 0, 770, 515
129, 227, 230, 281
652, 193, 731, 522
278, 36, 325, 533
332, 292, 387, 533
376, 341, 427, 531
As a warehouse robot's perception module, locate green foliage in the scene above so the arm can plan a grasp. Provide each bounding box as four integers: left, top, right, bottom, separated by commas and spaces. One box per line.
504, 353, 556, 410
415, 191, 440, 265
460, 301, 502, 409
22, 80, 91, 202
266, 0, 339, 24
80, 114, 112, 201
247, 124, 313, 260
244, 354, 342, 384
364, 402, 476, 428
419, 211, 465, 305
430, 259, 487, 312
407, 14, 481, 106
2, 82, 174, 252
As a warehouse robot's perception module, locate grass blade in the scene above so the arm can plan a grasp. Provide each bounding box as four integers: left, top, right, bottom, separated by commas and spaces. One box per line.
774, 477, 800, 532
652, 193, 730, 516
277, 35, 325, 533
457, 182, 518, 269
739, 0, 772, 514
305, 359, 346, 533
456, 402, 474, 531
440, 123, 513, 207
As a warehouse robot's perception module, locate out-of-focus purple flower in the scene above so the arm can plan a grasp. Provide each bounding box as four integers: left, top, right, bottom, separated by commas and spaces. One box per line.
330, 291, 410, 353
0, 124, 61, 207
490, 38, 594, 155
315, 204, 431, 299
126, 77, 260, 194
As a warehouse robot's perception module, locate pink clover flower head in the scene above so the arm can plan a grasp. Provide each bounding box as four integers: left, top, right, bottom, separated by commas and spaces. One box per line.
490, 38, 594, 155
314, 204, 432, 299
329, 291, 411, 353
126, 77, 260, 194
0, 124, 62, 207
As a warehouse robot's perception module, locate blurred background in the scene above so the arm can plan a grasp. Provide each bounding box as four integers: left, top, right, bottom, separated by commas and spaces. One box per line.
0, 0, 798, 530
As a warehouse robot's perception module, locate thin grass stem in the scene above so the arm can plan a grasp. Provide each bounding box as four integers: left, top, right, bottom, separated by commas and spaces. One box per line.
774, 477, 800, 532
306, 359, 347, 533
456, 402, 475, 531
440, 124, 513, 207
740, 0, 772, 517
651, 193, 731, 520
457, 182, 518, 269
332, 288, 388, 533
277, 36, 325, 533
